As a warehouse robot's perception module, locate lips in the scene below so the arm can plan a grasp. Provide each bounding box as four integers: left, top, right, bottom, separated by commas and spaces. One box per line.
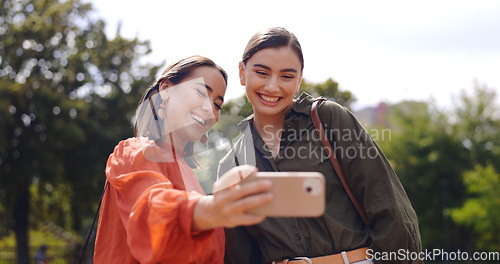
258, 93, 282, 103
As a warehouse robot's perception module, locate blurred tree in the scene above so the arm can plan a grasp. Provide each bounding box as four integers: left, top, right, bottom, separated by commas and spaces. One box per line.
301, 78, 355, 110
376, 82, 500, 253
452, 82, 500, 170
0, 0, 159, 262
450, 164, 500, 251
378, 101, 470, 252
448, 83, 500, 251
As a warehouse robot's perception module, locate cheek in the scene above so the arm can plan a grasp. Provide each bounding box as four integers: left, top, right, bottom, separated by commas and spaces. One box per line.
246, 78, 260, 94
245, 75, 260, 88
189, 97, 204, 109
287, 82, 300, 94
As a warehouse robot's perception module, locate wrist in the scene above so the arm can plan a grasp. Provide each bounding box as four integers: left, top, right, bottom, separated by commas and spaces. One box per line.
192, 195, 215, 232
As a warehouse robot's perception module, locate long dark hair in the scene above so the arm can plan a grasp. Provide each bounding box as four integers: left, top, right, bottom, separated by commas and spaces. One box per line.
134, 55, 228, 168
242, 27, 304, 71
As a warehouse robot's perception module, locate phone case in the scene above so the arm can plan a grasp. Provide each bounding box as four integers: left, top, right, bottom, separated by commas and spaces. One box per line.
244, 171, 325, 217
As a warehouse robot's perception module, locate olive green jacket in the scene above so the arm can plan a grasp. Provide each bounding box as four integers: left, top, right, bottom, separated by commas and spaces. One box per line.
217, 93, 422, 264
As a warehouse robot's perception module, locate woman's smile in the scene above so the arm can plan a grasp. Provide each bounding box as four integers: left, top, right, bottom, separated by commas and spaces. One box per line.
191, 112, 207, 126
258, 93, 283, 104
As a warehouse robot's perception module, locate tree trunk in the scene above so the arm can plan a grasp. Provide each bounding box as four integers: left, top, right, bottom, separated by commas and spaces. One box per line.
14, 184, 30, 264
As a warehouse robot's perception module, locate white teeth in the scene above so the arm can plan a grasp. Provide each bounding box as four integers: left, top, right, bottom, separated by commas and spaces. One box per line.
191, 113, 206, 125
260, 94, 280, 103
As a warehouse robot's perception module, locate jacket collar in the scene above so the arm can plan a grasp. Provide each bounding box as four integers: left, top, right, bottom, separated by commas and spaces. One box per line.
291, 92, 316, 115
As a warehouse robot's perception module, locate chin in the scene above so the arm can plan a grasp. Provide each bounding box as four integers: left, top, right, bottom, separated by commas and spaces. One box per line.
255, 108, 282, 116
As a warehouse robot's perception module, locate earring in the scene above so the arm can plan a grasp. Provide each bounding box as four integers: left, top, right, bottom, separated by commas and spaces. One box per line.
157, 101, 166, 119
157, 109, 165, 119
159, 88, 168, 101
200, 133, 208, 144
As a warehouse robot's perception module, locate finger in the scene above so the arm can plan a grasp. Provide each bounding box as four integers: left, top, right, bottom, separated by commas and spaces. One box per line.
223, 192, 273, 215
227, 214, 266, 228
217, 179, 272, 203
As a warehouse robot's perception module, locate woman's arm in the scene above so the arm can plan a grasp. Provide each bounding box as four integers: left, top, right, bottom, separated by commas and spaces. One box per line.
105, 139, 216, 263
106, 139, 272, 263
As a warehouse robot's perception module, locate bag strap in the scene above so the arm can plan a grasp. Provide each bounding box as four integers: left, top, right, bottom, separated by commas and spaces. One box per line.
311, 97, 369, 227
79, 180, 109, 264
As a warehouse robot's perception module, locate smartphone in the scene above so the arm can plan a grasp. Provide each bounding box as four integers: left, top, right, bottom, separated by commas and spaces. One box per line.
244, 171, 325, 217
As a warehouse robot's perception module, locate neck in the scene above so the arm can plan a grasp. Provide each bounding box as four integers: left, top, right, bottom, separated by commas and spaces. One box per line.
161, 132, 187, 154
252, 101, 294, 134
253, 112, 287, 159
253, 114, 284, 135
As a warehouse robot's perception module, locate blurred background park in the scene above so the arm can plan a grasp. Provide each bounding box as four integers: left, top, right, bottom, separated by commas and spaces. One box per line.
0, 0, 499, 263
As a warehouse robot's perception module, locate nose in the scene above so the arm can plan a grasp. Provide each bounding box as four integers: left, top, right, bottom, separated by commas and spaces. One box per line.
200, 98, 218, 122
264, 76, 280, 93
201, 97, 212, 113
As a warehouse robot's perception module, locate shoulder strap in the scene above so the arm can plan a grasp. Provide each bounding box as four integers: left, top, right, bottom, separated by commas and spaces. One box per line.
79, 180, 109, 264
311, 98, 369, 227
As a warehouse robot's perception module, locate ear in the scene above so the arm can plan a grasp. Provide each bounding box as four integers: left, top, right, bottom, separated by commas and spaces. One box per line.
159, 79, 171, 101
239, 61, 246, 86
295, 72, 303, 94
159, 78, 171, 91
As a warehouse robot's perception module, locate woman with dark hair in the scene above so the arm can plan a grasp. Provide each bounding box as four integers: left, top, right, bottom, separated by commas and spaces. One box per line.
94, 55, 273, 264
217, 28, 422, 263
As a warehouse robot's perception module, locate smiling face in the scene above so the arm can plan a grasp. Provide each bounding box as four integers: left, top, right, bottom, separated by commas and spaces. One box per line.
240, 46, 303, 119
159, 66, 226, 145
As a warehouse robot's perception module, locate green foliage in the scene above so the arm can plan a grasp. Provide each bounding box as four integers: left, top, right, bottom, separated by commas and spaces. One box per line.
448, 84, 500, 251
374, 83, 500, 252
0, 0, 160, 261
301, 78, 355, 110
453, 82, 500, 169
1, 0, 498, 260
449, 164, 500, 251
0, 229, 78, 264
379, 101, 469, 250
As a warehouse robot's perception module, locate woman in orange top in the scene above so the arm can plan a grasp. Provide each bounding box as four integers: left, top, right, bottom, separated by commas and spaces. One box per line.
93, 56, 273, 264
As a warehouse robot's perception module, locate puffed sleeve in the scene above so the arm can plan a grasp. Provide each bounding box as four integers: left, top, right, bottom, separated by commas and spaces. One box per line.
106, 139, 217, 264
319, 101, 422, 263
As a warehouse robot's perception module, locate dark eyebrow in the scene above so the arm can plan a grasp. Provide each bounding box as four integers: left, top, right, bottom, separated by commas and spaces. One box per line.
253, 64, 298, 73
253, 64, 271, 71
196, 82, 224, 103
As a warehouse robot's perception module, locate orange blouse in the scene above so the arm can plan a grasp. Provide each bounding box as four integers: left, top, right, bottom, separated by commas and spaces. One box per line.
93, 137, 224, 264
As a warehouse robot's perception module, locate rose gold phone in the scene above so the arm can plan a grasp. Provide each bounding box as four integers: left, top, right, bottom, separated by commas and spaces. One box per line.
244, 171, 325, 217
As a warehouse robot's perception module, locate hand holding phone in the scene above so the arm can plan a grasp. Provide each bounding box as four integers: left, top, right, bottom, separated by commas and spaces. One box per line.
214, 167, 325, 217
194, 169, 273, 230
245, 171, 325, 217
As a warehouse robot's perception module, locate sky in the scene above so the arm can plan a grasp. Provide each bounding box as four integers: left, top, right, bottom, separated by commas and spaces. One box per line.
88, 0, 500, 111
